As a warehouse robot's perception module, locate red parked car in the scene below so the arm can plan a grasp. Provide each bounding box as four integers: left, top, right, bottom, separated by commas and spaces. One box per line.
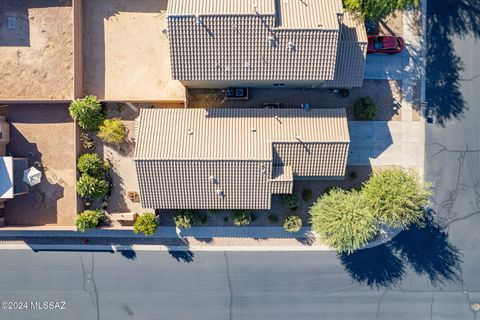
367, 36, 405, 54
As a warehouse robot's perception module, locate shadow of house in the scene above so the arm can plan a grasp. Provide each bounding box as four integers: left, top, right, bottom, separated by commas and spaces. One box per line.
426, 0, 480, 125
0, 0, 71, 46
340, 214, 462, 289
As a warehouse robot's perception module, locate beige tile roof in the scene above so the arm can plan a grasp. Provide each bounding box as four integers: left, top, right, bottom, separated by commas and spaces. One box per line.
167, 0, 366, 86
168, 0, 275, 15
278, 0, 343, 30
324, 12, 368, 88
134, 108, 349, 209
134, 108, 349, 161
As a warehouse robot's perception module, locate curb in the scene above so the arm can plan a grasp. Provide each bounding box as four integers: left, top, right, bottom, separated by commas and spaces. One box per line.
0, 243, 334, 252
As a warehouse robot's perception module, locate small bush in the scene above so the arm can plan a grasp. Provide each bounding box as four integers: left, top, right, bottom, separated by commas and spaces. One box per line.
173, 210, 196, 229
232, 210, 254, 226
354, 97, 378, 120
223, 216, 229, 223
301, 188, 313, 201
282, 193, 301, 210
69, 95, 105, 131
349, 171, 358, 180
267, 214, 279, 224
283, 215, 302, 232
77, 174, 109, 198
76, 209, 104, 232
98, 118, 127, 144
133, 213, 158, 236
78, 153, 104, 177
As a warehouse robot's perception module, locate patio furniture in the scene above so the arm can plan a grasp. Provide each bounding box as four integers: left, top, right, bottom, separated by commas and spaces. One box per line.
23, 166, 42, 186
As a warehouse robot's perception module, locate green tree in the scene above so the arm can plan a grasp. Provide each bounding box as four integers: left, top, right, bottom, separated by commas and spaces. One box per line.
69, 95, 105, 131
173, 210, 196, 229
362, 169, 431, 229
76, 209, 104, 232
310, 189, 377, 254
282, 193, 301, 210
98, 118, 127, 144
232, 210, 254, 226
283, 214, 303, 232
77, 153, 104, 177
354, 97, 378, 120
133, 213, 158, 236
343, 0, 419, 22
76, 174, 109, 198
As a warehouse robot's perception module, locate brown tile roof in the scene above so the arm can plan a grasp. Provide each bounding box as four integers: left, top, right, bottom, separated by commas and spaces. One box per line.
134, 108, 349, 209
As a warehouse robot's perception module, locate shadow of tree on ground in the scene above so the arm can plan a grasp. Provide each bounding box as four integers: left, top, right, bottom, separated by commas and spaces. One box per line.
426, 0, 480, 125
340, 214, 462, 289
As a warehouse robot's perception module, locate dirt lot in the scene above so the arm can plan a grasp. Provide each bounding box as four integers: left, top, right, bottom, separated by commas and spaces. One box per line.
187, 80, 403, 121
1, 104, 76, 226
0, 0, 73, 100
83, 0, 185, 101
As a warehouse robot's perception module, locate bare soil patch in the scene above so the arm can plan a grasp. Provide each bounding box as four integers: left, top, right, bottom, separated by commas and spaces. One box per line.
0, 0, 73, 100
2, 104, 76, 226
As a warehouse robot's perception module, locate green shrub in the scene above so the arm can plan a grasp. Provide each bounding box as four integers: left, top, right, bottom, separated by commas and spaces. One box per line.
349, 171, 358, 180
310, 189, 377, 254
282, 193, 301, 210
69, 95, 105, 131
344, 0, 419, 22
173, 210, 196, 229
354, 97, 378, 120
301, 188, 313, 201
78, 153, 104, 177
76, 209, 104, 232
267, 214, 279, 224
232, 210, 254, 226
98, 118, 127, 144
362, 169, 431, 229
76, 174, 109, 198
133, 213, 158, 236
283, 214, 302, 232
223, 216, 229, 223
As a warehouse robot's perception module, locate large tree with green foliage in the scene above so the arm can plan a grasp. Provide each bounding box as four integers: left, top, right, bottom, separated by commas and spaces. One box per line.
69, 95, 105, 131
76, 174, 109, 198
343, 0, 419, 22
310, 188, 377, 254
362, 169, 431, 229
77, 153, 104, 177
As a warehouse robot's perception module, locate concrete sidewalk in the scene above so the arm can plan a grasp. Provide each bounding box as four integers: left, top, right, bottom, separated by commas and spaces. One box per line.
0, 226, 314, 239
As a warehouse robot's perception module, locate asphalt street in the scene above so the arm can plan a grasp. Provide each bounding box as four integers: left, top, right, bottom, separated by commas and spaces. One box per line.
1, 1, 480, 320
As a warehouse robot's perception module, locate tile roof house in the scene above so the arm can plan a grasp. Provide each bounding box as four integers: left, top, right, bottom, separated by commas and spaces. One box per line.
134, 108, 350, 209
167, 0, 367, 89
